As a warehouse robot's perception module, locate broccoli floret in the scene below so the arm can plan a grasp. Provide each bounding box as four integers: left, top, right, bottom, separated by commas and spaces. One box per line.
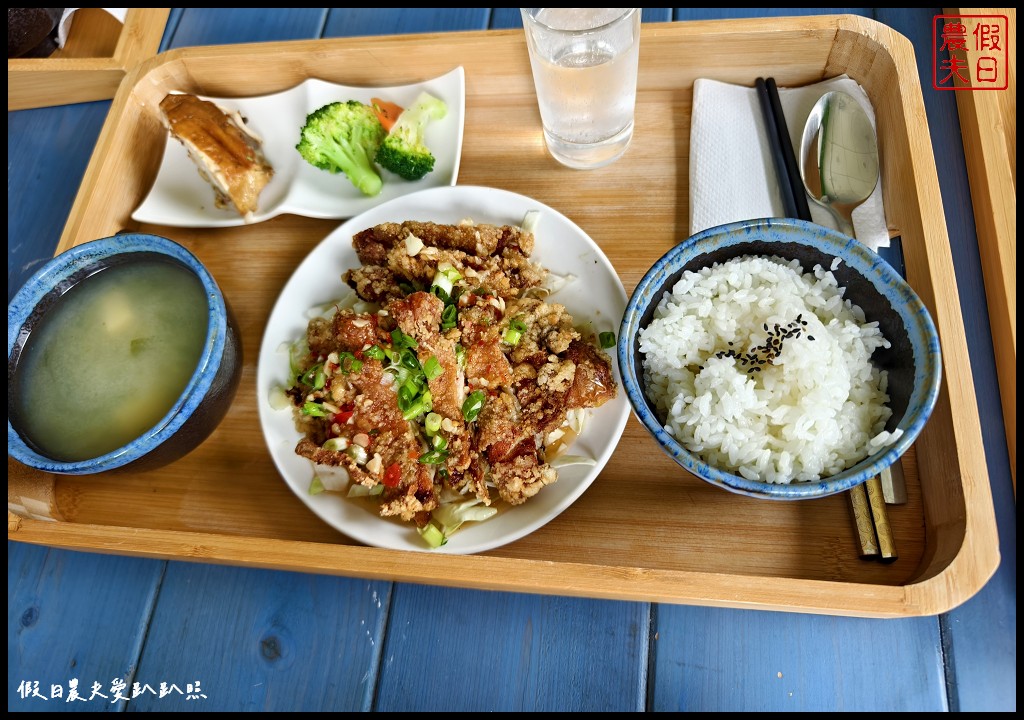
296, 100, 385, 196
375, 92, 448, 181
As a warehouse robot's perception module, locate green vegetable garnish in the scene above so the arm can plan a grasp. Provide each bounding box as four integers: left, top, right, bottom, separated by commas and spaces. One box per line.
503, 317, 527, 346
302, 401, 327, 417
599, 331, 616, 349
424, 412, 442, 436
423, 356, 443, 380
441, 303, 458, 331
417, 521, 447, 548
309, 477, 326, 495
391, 328, 418, 351
296, 100, 385, 196
418, 448, 448, 465
401, 390, 433, 421
338, 352, 363, 375
375, 91, 448, 181
365, 345, 385, 360
300, 363, 326, 389
462, 390, 486, 422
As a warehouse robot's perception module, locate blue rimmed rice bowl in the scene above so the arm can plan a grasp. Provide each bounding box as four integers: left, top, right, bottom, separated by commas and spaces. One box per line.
617, 218, 941, 500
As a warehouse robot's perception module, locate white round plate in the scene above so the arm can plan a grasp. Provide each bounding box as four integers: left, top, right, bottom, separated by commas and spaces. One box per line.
132, 67, 465, 228
257, 185, 629, 554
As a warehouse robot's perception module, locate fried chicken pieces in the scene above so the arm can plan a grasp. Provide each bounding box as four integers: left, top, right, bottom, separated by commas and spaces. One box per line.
289, 220, 616, 532
159, 93, 274, 218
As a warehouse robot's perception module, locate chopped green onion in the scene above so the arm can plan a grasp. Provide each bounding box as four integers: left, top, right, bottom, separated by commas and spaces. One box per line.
455, 344, 466, 369
432, 434, 448, 451
417, 521, 447, 548
441, 303, 458, 331
337, 352, 363, 375
365, 345, 385, 360
302, 402, 327, 417
462, 390, 486, 422
402, 390, 433, 421
398, 282, 415, 295
431, 285, 450, 304
309, 477, 326, 495
346, 445, 368, 465
322, 437, 350, 452
423, 356, 443, 380
418, 448, 448, 465
440, 264, 463, 282
599, 331, 616, 349
400, 350, 420, 371
300, 363, 326, 389
503, 317, 527, 346
425, 412, 442, 436
431, 269, 454, 298
391, 328, 418, 350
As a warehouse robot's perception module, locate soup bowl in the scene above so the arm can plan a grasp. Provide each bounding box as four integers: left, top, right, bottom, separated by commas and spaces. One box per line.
8, 233, 242, 474
618, 217, 942, 500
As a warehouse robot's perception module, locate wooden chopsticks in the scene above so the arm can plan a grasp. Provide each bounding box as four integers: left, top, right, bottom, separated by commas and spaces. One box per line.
754, 76, 897, 563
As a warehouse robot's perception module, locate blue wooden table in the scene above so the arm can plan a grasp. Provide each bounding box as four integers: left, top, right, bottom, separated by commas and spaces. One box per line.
8, 8, 1015, 712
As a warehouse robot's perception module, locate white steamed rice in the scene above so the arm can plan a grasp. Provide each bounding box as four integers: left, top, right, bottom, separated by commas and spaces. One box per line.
639, 255, 892, 484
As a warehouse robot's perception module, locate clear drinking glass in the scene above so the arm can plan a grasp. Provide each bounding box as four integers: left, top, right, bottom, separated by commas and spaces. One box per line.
520, 8, 641, 169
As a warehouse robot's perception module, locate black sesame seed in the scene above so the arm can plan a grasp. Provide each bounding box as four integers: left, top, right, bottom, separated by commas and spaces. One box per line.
808, 335, 815, 341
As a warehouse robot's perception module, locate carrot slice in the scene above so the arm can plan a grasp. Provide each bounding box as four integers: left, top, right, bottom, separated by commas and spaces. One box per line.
371, 98, 403, 132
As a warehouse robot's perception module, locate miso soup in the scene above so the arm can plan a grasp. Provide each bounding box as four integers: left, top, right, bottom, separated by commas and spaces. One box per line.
10, 256, 209, 462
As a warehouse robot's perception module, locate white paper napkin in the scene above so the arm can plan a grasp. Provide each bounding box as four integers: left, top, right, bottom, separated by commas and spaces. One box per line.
689, 75, 890, 251
57, 8, 128, 48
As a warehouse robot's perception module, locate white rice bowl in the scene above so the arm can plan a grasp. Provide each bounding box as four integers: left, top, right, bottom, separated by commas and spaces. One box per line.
638, 255, 893, 484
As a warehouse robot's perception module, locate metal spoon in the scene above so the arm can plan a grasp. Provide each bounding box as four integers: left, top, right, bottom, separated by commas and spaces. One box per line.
799, 90, 879, 238
802, 91, 908, 518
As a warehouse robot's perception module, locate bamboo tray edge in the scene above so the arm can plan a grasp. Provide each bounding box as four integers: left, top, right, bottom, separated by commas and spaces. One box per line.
7, 8, 170, 111
9, 17, 1002, 617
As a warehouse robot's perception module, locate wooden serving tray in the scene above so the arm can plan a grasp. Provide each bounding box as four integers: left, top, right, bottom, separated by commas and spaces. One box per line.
7, 8, 170, 111
7, 16, 1000, 617
948, 7, 1017, 494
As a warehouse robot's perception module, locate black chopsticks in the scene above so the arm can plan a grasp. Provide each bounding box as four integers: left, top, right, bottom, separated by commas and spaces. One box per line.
754, 77, 812, 222
754, 76, 896, 563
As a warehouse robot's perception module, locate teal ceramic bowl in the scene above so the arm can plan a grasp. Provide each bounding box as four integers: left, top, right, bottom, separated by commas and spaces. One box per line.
618, 218, 942, 500
7, 234, 242, 475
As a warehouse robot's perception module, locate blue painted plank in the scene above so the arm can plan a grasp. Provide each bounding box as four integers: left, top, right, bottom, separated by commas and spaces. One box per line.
375, 586, 649, 711
647, 6, 945, 713
7, 8, 1016, 714
650, 607, 946, 711
491, 8, 672, 29
874, 7, 1018, 712
7, 542, 165, 713
489, 8, 521, 28
7, 102, 110, 303
119, 9, 397, 713
167, 8, 328, 47
673, 8, 873, 20
157, 8, 185, 52
125, 563, 392, 712
322, 8, 490, 37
